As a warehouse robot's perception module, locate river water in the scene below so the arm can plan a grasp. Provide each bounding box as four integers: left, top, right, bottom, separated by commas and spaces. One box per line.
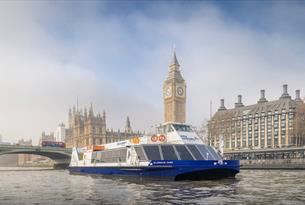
0, 168, 304, 205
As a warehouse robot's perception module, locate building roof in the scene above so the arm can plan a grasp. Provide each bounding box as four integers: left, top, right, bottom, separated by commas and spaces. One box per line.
211, 98, 300, 121
165, 51, 184, 82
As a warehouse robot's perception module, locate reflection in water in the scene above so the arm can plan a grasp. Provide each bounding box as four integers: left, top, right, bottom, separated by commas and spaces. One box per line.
0, 169, 305, 204
92, 176, 240, 205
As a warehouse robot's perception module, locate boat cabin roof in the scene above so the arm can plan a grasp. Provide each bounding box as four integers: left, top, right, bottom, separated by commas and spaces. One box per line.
156, 123, 194, 135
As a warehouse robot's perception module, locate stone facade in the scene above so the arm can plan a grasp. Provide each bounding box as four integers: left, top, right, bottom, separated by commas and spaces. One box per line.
65, 104, 140, 148
208, 85, 305, 151
163, 51, 186, 123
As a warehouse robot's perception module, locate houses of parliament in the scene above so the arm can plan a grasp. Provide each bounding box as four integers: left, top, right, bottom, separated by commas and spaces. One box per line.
64, 105, 138, 148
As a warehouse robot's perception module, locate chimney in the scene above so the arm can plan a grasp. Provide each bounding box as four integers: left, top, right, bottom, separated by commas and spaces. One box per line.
258, 89, 267, 103
218, 99, 226, 111
295, 89, 303, 103
283, 84, 288, 94
296, 90, 300, 99
280, 84, 291, 99
235, 95, 244, 108
260, 89, 265, 99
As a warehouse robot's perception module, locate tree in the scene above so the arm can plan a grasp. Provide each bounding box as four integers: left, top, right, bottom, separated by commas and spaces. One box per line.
197, 119, 209, 144
207, 111, 234, 149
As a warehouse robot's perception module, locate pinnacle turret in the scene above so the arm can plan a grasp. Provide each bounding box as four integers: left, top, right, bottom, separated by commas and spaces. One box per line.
83, 107, 87, 120
89, 103, 94, 117
125, 116, 132, 133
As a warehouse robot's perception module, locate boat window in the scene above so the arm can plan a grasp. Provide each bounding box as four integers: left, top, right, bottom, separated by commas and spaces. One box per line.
119, 149, 127, 162
196, 145, 221, 160
78, 152, 84, 160
143, 145, 161, 160
186, 145, 204, 160
197, 145, 213, 160
156, 124, 174, 134
112, 149, 119, 158
103, 151, 110, 160
172, 124, 193, 132
134, 146, 146, 161
96, 151, 102, 161
93, 148, 127, 163
174, 145, 194, 160
167, 125, 174, 132
156, 126, 163, 135
92, 151, 100, 161
120, 148, 127, 161
160, 145, 178, 160
91, 152, 97, 162
206, 146, 222, 160
76, 148, 84, 160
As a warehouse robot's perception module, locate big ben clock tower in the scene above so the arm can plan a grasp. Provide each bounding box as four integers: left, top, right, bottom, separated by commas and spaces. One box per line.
163, 51, 186, 123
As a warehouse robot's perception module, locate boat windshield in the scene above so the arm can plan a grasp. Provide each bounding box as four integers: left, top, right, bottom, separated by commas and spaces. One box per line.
137, 144, 222, 161
172, 124, 193, 132
156, 124, 175, 135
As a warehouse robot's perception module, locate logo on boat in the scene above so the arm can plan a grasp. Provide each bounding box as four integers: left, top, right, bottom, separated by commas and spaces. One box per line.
180, 135, 198, 141
149, 160, 174, 166
117, 141, 127, 146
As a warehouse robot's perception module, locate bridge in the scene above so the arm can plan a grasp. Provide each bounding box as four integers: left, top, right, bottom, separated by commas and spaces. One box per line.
0, 145, 72, 169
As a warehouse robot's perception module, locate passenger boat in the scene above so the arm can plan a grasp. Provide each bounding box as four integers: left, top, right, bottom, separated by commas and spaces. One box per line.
69, 123, 240, 180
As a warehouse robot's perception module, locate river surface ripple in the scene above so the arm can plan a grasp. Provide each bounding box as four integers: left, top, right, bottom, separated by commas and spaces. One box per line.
0, 168, 304, 205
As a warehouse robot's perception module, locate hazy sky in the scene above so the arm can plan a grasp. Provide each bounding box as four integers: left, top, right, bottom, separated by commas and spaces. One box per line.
1, 1, 305, 144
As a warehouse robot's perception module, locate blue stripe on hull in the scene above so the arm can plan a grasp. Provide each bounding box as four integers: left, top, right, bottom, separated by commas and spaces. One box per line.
69, 160, 240, 181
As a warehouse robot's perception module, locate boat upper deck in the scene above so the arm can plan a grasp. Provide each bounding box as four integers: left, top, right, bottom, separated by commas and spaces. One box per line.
88, 144, 222, 164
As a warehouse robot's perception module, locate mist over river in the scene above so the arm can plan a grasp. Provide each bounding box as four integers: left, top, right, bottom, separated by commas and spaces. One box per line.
0, 168, 304, 205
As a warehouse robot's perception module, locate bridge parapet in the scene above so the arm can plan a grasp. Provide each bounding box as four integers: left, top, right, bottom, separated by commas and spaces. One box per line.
0, 145, 72, 169
0, 145, 71, 154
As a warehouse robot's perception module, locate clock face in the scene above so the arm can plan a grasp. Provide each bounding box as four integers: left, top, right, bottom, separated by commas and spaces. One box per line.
177, 87, 184, 96
165, 86, 171, 97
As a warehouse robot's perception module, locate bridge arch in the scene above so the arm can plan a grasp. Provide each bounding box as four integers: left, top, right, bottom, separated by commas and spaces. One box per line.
0, 145, 72, 169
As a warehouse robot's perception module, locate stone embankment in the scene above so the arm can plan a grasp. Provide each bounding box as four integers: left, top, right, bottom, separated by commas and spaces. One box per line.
240, 159, 305, 169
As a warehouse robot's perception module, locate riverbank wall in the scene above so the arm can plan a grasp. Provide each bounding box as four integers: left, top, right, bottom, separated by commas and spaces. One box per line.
240, 159, 305, 169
